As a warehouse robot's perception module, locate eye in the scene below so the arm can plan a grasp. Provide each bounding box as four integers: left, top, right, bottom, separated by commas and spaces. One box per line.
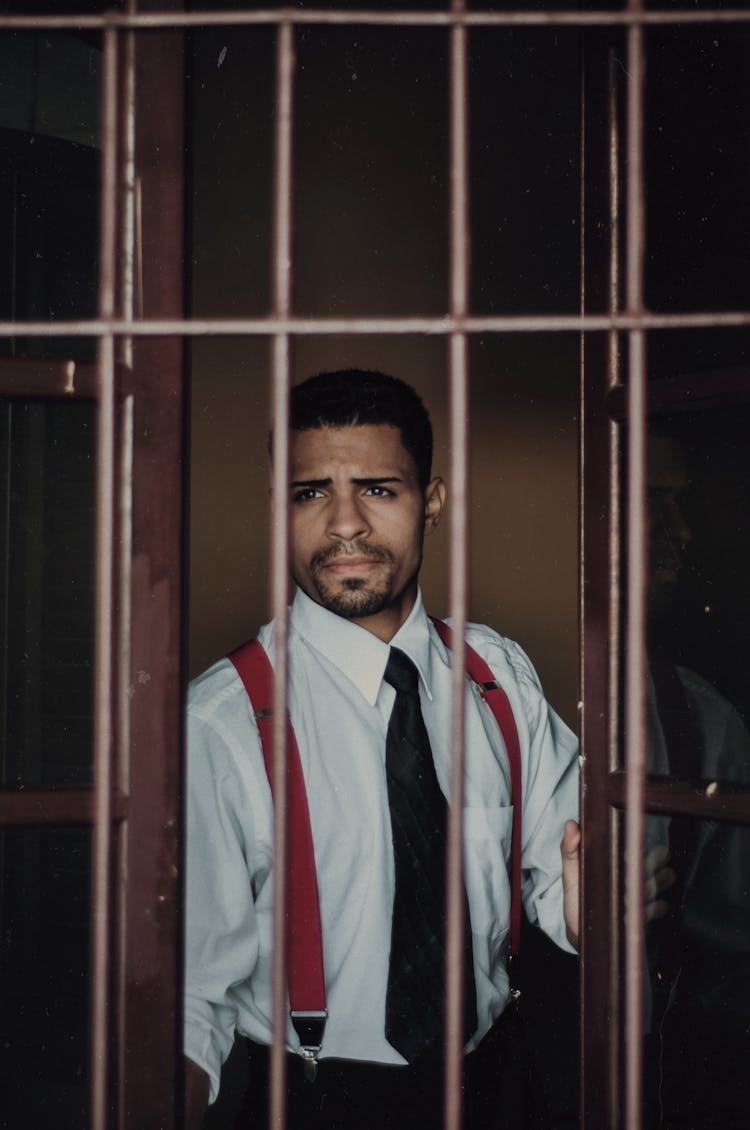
292, 487, 324, 503
365, 485, 395, 498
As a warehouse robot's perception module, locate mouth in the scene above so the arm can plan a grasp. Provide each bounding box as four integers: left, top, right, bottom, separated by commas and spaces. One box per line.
321, 556, 384, 574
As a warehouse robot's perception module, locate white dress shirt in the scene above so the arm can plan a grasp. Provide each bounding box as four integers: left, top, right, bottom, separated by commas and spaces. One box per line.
184, 588, 579, 1102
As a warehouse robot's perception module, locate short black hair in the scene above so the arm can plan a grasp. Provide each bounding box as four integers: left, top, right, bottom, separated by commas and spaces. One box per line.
289, 369, 434, 488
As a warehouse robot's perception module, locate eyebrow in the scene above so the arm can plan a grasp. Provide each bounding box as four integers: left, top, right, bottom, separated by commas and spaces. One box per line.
289, 476, 403, 488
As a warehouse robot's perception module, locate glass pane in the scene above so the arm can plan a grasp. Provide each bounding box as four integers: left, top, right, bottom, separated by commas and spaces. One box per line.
645, 25, 750, 319
646, 408, 750, 769
616, 811, 750, 1130
0, 826, 91, 1129
0, 29, 100, 362
618, 403, 750, 781
0, 398, 96, 789
189, 25, 274, 319
470, 28, 581, 315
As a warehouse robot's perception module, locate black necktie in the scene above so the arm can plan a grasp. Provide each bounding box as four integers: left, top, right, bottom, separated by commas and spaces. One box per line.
383, 646, 477, 1062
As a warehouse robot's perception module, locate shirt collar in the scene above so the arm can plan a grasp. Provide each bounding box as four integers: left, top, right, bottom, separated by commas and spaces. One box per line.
290, 587, 435, 707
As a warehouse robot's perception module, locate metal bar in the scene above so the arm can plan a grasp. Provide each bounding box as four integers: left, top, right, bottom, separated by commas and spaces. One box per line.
445, 6, 469, 1128
91, 23, 119, 1130
606, 368, 750, 417
446, 340, 470, 1130
0, 360, 98, 398
0, 788, 129, 827
579, 32, 621, 1126
624, 331, 646, 1130
3, 309, 750, 339
623, 8, 647, 1126
607, 50, 621, 391
268, 18, 295, 1130
119, 10, 186, 1124
608, 772, 750, 825
606, 54, 623, 1127
3, 8, 750, 30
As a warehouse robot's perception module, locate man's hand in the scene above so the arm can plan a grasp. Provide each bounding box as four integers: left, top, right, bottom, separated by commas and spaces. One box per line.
561, 819, 581, 950
185, 1057, 210, 1130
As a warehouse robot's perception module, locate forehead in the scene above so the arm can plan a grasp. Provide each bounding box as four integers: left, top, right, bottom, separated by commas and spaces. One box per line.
291, 423, 418, 479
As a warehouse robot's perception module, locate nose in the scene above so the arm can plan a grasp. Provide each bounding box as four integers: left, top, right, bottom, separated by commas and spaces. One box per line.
326, 492, 370, 542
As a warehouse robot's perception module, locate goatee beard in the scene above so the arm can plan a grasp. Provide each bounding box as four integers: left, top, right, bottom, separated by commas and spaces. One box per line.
306, 541, 396, 619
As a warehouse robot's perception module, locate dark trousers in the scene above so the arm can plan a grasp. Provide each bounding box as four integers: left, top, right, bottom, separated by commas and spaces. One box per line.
235, 1007, 549, 1130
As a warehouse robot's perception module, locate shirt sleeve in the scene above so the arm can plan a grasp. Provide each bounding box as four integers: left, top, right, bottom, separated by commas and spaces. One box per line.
184, 680, 270, 1103
471, 630, 579, 954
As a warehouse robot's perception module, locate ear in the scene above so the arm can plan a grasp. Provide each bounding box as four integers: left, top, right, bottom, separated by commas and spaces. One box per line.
423, 477, 446, 535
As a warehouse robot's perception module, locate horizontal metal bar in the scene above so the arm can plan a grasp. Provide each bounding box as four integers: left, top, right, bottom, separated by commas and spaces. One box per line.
2, 310, 750, 340
607, 367, 750, 418
0, 359, 98, 399
2, 7, 750, 30
0, 788, 128, 828
609, 770, 750, 826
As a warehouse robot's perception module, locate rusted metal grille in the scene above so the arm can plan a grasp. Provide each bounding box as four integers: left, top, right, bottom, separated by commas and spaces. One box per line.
1, 4, 750, 1130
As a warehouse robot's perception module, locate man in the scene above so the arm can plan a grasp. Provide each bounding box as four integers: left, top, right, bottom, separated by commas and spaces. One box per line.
642, 426, 750, 1130
184, 370, 581, 1129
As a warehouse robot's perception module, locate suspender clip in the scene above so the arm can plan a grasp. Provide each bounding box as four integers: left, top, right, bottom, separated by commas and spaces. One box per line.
291, 1009, 327, 1083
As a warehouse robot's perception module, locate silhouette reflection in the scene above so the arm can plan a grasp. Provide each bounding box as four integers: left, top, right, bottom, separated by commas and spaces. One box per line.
639, 417, 750, 1129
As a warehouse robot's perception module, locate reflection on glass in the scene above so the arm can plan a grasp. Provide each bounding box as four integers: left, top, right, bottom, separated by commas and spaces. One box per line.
618, 405, 750, 1125
0, 31, 100, 362
647, 409, 750, 770
617, 811, 750, 1129
0, 827, 91, 1129
618, 406, 750, 783
645, 26, 750, 321
0, 399, 96, 788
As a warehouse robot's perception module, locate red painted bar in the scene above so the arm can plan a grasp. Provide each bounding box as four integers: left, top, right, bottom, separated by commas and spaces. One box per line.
3, 308, 750, 340
0, 788, 128, 828
91, 23, 119, 1130
446, 339, 470, 1130
445, 5, 470, 1127
268, 18, 296, 1130
2, 8, 750, 31
623, 10, 647, 1127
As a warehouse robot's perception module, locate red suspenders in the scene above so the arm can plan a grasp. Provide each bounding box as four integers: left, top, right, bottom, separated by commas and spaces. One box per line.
428, 618, 523, 962
228, 639, 327, 1075
228, 620, 523, 1070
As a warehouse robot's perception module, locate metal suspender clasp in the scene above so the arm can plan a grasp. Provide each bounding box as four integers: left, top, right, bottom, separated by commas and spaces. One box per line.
290, 1009, 328, 1082
507, 953, 522, 1002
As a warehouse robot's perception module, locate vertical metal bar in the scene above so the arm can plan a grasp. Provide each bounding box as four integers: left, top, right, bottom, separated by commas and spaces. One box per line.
118, 6, 137, 799
624, 7, 647, 1130
91, 21, 118, 1130
606, 54, 624, 1127
269, 18, 295, 1130
446, 6, 469, 1130
607, 50, 621, 392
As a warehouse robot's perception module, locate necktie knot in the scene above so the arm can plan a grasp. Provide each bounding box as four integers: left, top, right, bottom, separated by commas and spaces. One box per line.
384, 647, 420, 697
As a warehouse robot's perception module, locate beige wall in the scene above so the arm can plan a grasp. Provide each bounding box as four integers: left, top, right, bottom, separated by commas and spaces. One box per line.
188, 27, 580, 728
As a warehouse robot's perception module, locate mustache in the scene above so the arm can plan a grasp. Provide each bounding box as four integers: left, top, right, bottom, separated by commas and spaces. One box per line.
311, 541, 395, 570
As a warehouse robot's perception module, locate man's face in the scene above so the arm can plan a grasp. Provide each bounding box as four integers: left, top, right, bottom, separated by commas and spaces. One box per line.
647, 434, 692, 617
288, 423, 444, 640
